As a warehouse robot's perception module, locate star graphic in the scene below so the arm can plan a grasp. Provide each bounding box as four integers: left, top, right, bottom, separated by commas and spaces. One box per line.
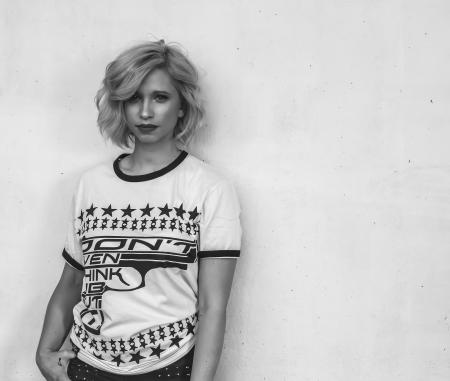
158, 203, 172, 217
149, 344, 165, 358
111, 354, 124, 366
178, 223, 184, 234
128, 339, 137, 351
121, 204, 135, 217
186, 322, 195, 336
137, 333, 146, 342
140, 218, 148, 231
121, 218, 129, 230
101, 218, 109, 230
169, 335, 182, 348
93, 352, 104, 360
86, 203, 97, 216
118, 339, 126, 352
77, 210, 84, 222
140, 203, 153, 217
159, 217, 167, 229
173, 203, 186, 218
131, 218, 138, 231
169, 218, 177, 231
178, 321, 185, 330
188, 207, 200, 220
102, 204, 116, 216
111, 218, 118, 230
149, 335, 157, 345
109, 340, 117, 353
129, 351, 145, 364
150, 217, 157, 230
158, 326, 166, 336
92, 217, 99, 229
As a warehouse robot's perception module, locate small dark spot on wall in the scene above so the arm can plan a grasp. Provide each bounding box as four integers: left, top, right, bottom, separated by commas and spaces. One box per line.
420, 284, 424, 288
408, 159, 411, 164
430, 99, 433, 103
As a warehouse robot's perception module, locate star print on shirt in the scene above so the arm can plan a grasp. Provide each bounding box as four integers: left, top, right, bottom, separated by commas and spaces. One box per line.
102, 204, 116, 216
140, 218, 148, 231
86, 203, 97, 217
129, 351, 145, 364
121, 204, 135, 217
150, 344, 164, 358
169, 335, 182, 348
188, 207, 200, 221
140, 203, 153, 217
111, 354, 124, 366
174, 203, 186, 218
158, 203, 172, 217
128, 339, 137, 351
186, 321, 195, 336
118, 339, 126, 353
121, 218, 129, 230
109, 340, 118, 354
77, 211, 84, 223
101, 218, 109, 230
93, 352, 104, 360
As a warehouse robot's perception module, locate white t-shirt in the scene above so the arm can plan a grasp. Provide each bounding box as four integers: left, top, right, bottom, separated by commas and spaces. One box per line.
63, 150, 242, 375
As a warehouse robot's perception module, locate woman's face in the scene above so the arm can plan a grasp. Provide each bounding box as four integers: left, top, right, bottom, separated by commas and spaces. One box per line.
124, 68, 184, 147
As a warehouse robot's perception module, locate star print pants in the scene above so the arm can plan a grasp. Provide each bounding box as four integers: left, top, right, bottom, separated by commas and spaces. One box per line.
67, 347, 193, 381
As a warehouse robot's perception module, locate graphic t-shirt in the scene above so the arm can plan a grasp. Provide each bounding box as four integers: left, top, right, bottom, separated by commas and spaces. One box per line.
62, 150, 242, 375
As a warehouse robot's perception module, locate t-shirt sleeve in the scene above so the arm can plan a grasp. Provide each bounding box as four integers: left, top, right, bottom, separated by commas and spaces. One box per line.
198, 179, 242, 259
61, 180, 84, 271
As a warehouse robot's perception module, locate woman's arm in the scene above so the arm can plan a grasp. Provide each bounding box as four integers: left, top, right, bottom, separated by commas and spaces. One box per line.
190, 258, 237, 381
36, 263, 84, 381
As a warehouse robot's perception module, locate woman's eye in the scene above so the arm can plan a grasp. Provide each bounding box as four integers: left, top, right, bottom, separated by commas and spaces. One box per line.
128, 94, 140, 103
154, 94, 168, 102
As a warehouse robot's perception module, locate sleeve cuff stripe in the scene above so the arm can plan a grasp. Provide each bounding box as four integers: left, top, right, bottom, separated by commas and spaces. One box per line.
198, 250, 240, 258
62, 249, 84, 271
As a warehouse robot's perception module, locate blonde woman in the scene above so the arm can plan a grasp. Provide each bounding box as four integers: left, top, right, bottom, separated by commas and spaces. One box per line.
36, 40, 242, 381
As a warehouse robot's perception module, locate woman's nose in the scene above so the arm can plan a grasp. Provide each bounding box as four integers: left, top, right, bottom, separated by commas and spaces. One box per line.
140, 98, 154, 119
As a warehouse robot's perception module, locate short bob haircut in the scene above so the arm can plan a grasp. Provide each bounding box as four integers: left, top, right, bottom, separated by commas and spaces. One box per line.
95, 40, 204, 148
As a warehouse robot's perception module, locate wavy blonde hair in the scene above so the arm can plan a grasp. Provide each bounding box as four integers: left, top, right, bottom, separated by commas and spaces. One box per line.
95, 40, 204, 148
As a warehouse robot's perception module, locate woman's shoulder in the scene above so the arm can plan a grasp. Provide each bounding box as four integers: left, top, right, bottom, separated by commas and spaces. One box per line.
183, 152, 234, 190
74, 156, 116, 187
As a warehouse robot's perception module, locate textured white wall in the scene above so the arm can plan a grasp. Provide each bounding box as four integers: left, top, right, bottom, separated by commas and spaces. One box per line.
1, 0, 450, 380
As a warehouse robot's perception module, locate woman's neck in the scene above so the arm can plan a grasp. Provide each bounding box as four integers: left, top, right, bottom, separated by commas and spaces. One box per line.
123, 140, 182, 175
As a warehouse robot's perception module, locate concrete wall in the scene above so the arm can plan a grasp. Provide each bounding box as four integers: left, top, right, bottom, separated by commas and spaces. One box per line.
1, 1, 450, 380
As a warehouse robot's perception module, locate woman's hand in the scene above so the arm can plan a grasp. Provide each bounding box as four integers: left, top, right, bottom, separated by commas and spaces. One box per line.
36, 349, 75, 381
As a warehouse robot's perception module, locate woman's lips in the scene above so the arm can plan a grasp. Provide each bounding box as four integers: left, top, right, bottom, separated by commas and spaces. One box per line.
136, 124, 158, 128
136, 124, 158, 132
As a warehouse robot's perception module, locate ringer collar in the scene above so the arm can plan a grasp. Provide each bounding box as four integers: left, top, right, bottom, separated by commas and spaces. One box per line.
113, 151, 188, 182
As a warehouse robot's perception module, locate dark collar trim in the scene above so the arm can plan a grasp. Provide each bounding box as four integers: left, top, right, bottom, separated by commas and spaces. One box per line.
113, 151, 188, 182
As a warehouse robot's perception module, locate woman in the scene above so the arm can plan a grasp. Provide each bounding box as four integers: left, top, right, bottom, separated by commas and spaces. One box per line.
36, 40, 242, 381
